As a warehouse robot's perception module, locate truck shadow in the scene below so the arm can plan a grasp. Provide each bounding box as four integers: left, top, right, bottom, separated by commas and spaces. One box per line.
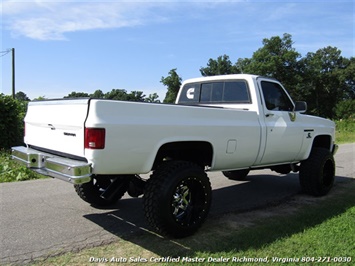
83, 174, 353, 258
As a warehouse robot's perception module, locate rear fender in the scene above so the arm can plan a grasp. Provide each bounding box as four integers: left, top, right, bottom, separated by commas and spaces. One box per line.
152, 141, 213, 169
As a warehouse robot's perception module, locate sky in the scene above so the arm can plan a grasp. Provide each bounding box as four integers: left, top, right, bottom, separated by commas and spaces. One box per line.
1, 0, 354, 101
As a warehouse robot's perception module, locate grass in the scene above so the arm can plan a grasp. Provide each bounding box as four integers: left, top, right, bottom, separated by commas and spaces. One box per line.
335, 119, 355, 144
194, 185, 355, 265
0, 150, 45, 183
33, 181, 355, 266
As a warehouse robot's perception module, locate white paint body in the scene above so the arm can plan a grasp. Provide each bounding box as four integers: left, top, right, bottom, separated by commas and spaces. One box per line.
24, 74, 336, 175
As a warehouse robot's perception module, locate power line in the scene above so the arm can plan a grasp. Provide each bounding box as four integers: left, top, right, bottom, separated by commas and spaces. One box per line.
1, 49, 12, 53
0, 49, 12, 57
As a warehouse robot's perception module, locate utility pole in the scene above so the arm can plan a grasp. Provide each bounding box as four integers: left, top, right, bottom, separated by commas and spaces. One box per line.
12, 48, 15, 99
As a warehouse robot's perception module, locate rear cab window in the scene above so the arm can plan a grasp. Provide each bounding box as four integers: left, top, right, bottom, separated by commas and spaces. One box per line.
178, 80, 251, 105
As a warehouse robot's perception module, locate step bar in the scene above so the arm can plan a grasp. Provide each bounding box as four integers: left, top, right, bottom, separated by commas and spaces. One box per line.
11, 146, 92, 184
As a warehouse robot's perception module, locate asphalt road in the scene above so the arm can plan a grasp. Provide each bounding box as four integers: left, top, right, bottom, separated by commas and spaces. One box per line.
0, 143, 354, 264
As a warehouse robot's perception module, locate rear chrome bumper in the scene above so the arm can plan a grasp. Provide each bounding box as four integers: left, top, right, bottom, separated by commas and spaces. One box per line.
11, 146, 91, 184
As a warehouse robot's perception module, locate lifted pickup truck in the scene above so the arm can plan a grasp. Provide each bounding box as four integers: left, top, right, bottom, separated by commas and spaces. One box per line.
12, 74, 337, 238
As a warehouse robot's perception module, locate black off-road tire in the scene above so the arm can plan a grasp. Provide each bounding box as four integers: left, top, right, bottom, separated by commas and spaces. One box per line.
299, 148, 335, 197
143, 161, 212, 238
74, 176, 129, 207
222, 169, 250, 181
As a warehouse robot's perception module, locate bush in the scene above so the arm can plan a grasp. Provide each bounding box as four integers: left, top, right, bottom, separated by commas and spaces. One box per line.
335, 119, 355, 143
0, 94, 27, 149
335, 99, 355, 120
0, 150, 44, 182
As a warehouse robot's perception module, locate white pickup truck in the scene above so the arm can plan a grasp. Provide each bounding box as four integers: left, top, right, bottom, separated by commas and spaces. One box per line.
12, 74, 338, 238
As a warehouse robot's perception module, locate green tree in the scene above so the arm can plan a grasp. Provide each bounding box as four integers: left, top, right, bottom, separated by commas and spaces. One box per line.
126, 91, 146, 102
105, 89, 129, 100
161, 69, 182, 103
0, 94, 26, 149
296, 46, 348, 118
200, 54, 239, 76
91, 90, 105, 99
197, 33, 354, 118
337, 56, 355, 100
235, 57, 252, 74
33, 96, 47, 101
15, 91, 30, 101
239, 33, 301, 93
335, 99, 355, 119
64, 92, 90, 98
145, 93, 160, 103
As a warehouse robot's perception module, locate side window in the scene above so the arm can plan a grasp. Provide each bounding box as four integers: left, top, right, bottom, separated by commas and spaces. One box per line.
178, 83, 200, 104
211, 83, 223, 101
261, 81, 293, 111
200, 83, 212, 102
178, 80, 251, 104
224, 81, 250, 103
201, 82, 223, 102
200, 81, 251, 103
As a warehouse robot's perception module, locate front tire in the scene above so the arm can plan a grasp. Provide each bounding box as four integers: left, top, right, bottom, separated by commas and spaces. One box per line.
143, 161, 212, 238
299, 148, 335, 196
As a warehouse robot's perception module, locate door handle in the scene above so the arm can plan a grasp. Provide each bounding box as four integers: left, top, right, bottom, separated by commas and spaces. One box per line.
265, 113, 274, 117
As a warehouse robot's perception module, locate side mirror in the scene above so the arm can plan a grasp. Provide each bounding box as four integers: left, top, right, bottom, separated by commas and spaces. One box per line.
294, 101, 307, 113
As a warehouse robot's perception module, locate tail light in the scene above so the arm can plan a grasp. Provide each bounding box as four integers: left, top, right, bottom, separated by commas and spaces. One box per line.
84, 128, 105, 149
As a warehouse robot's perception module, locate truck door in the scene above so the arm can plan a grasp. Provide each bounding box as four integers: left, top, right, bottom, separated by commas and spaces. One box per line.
258, 79, 303, 165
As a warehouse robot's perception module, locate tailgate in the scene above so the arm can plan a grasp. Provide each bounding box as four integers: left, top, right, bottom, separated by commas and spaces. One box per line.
24, 99, 90, 158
